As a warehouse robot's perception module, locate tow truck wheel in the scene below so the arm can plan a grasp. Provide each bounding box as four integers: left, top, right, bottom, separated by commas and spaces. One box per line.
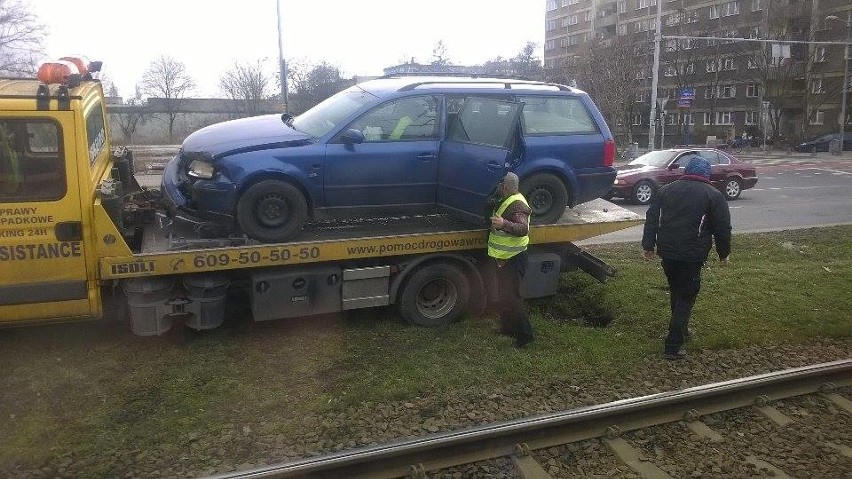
399, 263, 470, 327
520, 173, 569, 224
237, 180, 308, 243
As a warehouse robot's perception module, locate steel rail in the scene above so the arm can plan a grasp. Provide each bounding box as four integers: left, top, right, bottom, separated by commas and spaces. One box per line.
208, 360, 852, 479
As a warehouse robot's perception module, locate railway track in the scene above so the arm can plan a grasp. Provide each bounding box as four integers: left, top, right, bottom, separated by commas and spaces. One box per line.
209, 360, 852, 479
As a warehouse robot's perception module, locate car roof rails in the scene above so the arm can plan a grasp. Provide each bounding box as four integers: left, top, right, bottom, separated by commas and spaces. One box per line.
391, 77, 572, 92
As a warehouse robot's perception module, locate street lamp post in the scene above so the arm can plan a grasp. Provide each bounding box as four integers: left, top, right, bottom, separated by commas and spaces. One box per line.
276, 0, 289, 110
826, 13, 851, 157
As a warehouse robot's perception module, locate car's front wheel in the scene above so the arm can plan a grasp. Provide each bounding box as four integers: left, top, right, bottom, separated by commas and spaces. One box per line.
520, 173, 569, 224
237, 180, 308, 243
723, 177, 742, 200
632, 180, 655, 205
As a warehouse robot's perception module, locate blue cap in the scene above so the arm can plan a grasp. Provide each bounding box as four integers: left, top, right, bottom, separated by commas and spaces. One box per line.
684, 157, 711, 178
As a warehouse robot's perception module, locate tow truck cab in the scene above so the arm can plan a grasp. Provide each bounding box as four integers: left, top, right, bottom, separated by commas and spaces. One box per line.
0, 59, 117, 324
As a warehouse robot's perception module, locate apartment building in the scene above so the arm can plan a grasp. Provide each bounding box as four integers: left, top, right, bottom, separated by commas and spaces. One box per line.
544, 0, 852, 146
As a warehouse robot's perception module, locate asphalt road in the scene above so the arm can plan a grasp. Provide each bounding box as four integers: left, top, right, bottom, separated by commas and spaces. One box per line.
580, 158, 852, 245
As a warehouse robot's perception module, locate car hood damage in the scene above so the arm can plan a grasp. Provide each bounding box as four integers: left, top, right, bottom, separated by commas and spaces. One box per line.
181, 114, 313, 160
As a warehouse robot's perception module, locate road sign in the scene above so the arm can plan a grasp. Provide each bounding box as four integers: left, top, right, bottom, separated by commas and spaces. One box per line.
677, 87, 695, 108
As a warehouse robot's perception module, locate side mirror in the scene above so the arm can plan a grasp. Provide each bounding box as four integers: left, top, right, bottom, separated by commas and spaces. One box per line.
340, 128, 365, 145
280, 113, 293, 125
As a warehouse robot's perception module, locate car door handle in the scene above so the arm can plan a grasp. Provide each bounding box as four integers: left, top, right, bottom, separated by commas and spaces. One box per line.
485, 161, 501, 171
417, 153, 437, 161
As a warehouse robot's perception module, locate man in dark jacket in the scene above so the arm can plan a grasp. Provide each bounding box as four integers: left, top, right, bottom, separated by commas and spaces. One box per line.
488, 172, 534, 348
641, 157, 731, 360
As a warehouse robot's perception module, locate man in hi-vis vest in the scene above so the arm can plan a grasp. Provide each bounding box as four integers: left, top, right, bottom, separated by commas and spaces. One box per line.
488, 172, 534, 348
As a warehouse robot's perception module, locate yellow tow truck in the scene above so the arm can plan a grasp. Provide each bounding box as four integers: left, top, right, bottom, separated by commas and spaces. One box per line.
0, 61, 642, 335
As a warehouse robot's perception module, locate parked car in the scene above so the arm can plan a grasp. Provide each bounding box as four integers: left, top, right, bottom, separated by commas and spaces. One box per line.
162, 76, 617, 242
794, 132, 852, 153
606, 148, 758, 205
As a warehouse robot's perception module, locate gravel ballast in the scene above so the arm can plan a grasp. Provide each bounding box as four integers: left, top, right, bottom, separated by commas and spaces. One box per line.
2, 339, 850, 478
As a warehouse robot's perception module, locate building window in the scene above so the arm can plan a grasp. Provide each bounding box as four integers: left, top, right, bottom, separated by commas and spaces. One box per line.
721, 57, 736, 70
666, 13, 680, 26
618, 24, 628, 35
632, 114, 643, 125
568, 0, 579, 5
703, 112, 713, 124
748, 26, 760, 39
568, 15, 579, 25
638, 0, 657, 8
618, 1, 627, 14
545, 39, 556, 50
722, 1, 740, 16
685, 62, 695, 74
809, 110, 824, 125
748, 57, 759, 69
585, 11, 592, 22
665, 112, 679, 125
709, 4, 720, 19
746, 83, 759, 98
664, 65, 677, 76
816, 47, 826, 62
811, 78, 824, 94
705, 87, 714, 99
752, 0, 761, 11
684, 113, 695, 125
635, 90, 646, 102
547, 0, 558, 11
686, 10, 699, 23
706, 59, 718, 73
716, 111, 733, 125
718, 84, 736, 98
745, 111, 757, 125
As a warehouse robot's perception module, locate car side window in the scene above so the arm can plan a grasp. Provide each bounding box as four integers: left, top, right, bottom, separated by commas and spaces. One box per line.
348, 95, 438, 142
447, 96, 520, 149
701, 151, 720, 165
672, 153, 695, 168
516, 95, 598, 135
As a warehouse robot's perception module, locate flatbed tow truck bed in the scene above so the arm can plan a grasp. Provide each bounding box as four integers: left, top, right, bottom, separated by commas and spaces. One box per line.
105, 199, 642, 281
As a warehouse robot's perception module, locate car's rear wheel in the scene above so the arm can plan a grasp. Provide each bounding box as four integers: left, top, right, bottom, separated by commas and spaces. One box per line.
632, 180, 655, 205
237, 180, 308, 243
520, 173, 569, 224
724, 177, 742, 200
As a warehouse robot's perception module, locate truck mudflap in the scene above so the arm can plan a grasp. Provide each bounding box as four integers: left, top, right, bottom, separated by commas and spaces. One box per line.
562, 242, 617, 283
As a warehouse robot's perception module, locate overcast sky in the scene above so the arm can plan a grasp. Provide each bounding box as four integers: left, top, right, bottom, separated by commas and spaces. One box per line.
31, 0, 546, 99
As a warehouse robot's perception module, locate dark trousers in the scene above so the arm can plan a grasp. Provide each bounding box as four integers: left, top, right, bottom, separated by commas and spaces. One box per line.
491, 254, 534, 343
661, 259, 703, 354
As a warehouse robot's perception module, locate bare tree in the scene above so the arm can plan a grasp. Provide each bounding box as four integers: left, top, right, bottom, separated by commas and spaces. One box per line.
140, 56, 195, 142
431, 40, 450, 66
0, 0, 46, 76
512, 42, 544, 80
574, 37, 643, 143
115, 85, 146, 144
286, 59, 343, 114
219, 59, 273, 118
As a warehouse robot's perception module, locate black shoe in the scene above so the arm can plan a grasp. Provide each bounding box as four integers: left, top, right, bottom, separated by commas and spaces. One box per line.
663, 349, 686, 360
514, 335, 534, 348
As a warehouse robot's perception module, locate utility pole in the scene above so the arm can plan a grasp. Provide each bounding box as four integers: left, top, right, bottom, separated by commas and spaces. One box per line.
648, 1, 663, 150
276, 0, 289, 110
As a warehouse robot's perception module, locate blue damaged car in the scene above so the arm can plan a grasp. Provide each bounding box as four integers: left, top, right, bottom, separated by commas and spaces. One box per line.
161, 76, 617, 243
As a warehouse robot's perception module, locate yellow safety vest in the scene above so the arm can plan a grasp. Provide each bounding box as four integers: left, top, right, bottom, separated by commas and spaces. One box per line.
488, 193, 530, 260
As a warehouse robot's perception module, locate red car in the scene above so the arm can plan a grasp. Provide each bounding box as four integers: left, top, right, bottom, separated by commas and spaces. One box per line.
606, 148, 758, 205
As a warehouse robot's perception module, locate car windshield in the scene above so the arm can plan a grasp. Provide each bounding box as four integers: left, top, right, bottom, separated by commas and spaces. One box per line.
628, 150, 676, 167
292, 87, 378, 138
